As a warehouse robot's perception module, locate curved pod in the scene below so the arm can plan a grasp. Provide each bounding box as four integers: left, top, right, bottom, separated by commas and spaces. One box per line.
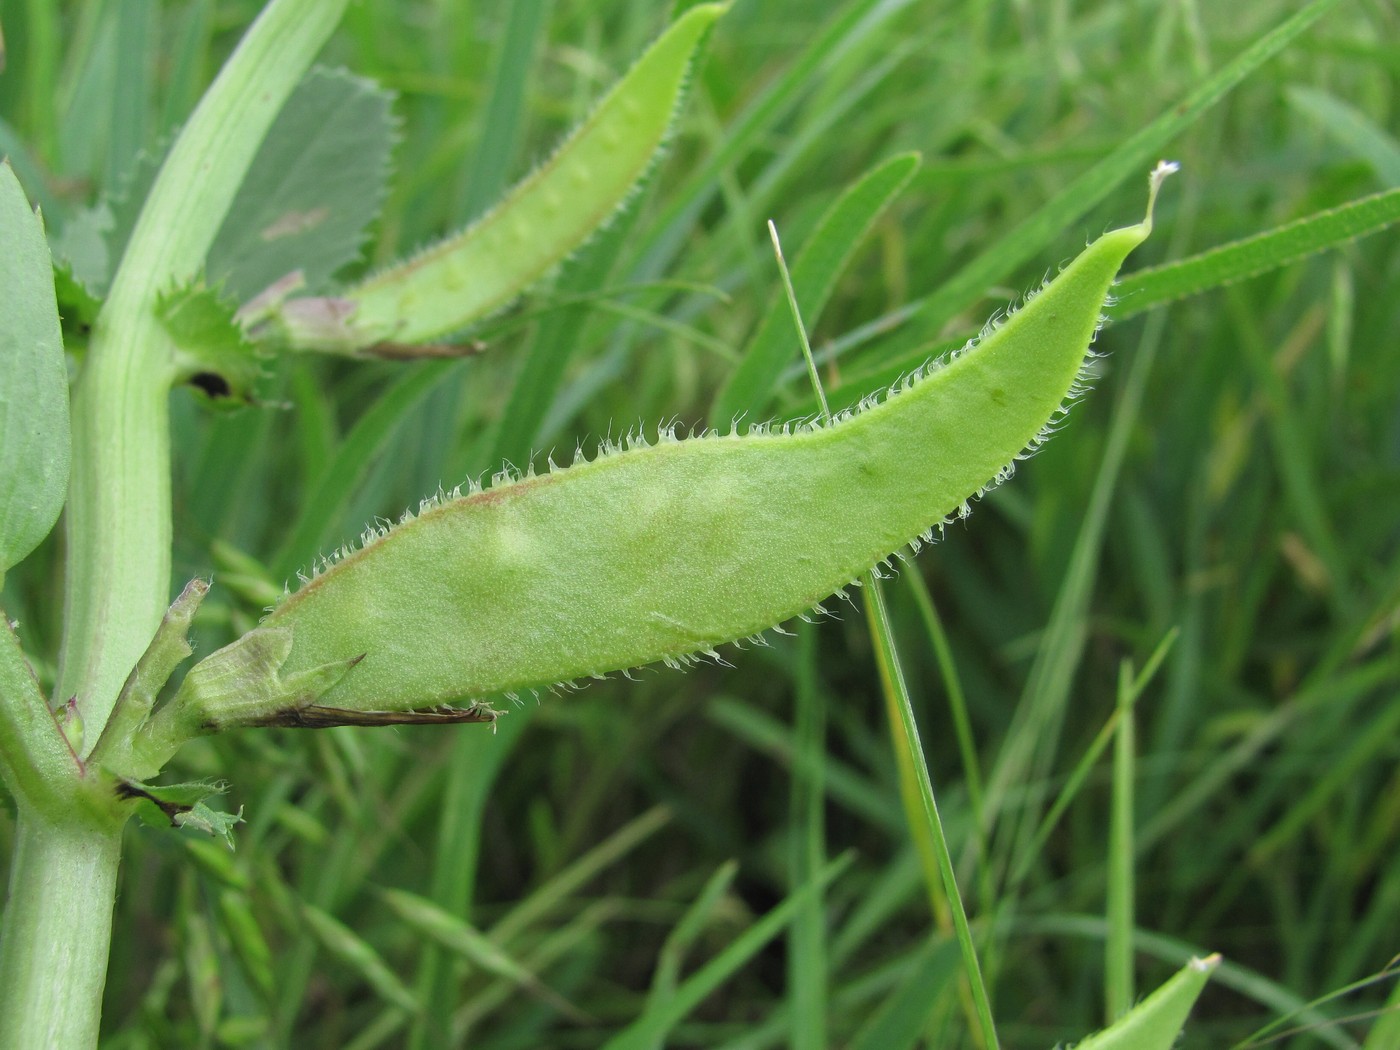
276, 4, 727, 352
228, 198, 1160, 718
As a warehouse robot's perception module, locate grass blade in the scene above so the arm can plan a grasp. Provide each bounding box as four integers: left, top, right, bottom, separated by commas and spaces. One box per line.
710, 151, 921, 424
878, 0, 1345, 356
600, 853, 855, 1050
1109, 187, 1400, 322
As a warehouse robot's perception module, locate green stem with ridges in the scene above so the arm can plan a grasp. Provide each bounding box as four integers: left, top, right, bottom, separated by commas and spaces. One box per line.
58, 0, 351, 749
3, 4, 352, 1048
0, 814, 127, 1048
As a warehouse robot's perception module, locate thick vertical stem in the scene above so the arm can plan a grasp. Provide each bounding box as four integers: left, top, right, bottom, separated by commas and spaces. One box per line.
54, 0, 352, 748
59, 313, 174, 755
0, 812, 126, 1048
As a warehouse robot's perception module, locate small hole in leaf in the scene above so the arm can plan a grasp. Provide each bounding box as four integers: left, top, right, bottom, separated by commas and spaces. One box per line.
189, 372, 231, 399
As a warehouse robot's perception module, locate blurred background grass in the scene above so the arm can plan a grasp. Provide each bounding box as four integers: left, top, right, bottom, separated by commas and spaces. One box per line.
2, 0, 1399, 1046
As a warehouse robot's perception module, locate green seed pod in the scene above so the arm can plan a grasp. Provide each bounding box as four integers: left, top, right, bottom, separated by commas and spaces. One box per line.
164, 166, 1172, 739
270, 3, 727, 354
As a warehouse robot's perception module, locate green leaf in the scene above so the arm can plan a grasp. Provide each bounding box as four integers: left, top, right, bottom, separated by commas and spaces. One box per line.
1109, 186, 1400, 322
1288, 86, 1400, 186
184, 173, 1163, 722
155, 284, 264, 404
1070, 954, 1219, 1050
379, 888, 590, 1022
122, 777, 243, 849
301, 904, 420, 1015
710, 150, 922, 425
0, 161, 70, 576
49, 141, 164, 300
173, 801, 244, 849
871, 0, 1345, 361
207, 66, 397, 302
602, 853, 855, 1050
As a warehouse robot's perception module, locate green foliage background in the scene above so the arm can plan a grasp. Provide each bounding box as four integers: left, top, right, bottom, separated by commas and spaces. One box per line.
2, 0, 1398, 1046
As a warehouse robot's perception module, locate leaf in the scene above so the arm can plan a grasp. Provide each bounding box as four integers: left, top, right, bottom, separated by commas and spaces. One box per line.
265, 3, 728, 354
602, 853, 855, 1050
300, 905, 420, 1015
180, 169, 1166, 723
121, 777, 243, 849
206, 66, 397, 302
1109, 186, 1400, 322
710, 150, 922, 425
49, 141, 164, 299
173, 801, 244, 849
0, 161, 70, 576
1069, 954, 1220, 1050
1288, 86, 1400, 186
155, 284, 264, 404
379, 888, 590, 1022
869, 0, 1344, 362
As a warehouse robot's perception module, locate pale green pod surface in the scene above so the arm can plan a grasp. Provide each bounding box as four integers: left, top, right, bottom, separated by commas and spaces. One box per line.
231, 202, 1158, 718
276, 4, 726, 353
1071, 954, 1219, 1049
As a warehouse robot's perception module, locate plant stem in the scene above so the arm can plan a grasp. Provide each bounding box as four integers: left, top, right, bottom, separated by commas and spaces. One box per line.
56, 0, 352, 748
0, 811, 126, 1047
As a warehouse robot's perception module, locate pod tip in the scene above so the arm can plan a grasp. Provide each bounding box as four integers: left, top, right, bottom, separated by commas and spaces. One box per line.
1145, 160, 1180, 231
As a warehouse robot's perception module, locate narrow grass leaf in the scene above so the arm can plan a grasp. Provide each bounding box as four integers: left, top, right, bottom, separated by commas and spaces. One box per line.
105, 0, 154, 193
711, 151, 921, 424
1008, 630, 1176, 889
489, 804, 673, 946
880, 0, 1344, 357
846, 937, 963, 1050
216, 889, 276, 1002
902, 570, 990, 893
866, 575, 999, 1049
633, 0, 918, 276
452, 0, 550, 223
646, 859, 740, 1033
1359, 967, 1400, 1050
1105, 661, 1137, 1021
1288, 87, 1400, 186
378, 887, 589, 1022
453, 900, 620, 1036
706, 699, 898, 830
270, 361, 459, 581
1109, 187, 1400, 322
788, 624, 829, 1050
601, 852, 855, 1050
300, 903, 420, 1015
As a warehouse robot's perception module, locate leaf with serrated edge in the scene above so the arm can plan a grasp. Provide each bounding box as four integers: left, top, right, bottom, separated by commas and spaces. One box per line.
207, 67, 397, 302
156, 284, 264, 403
50, 141, 167, 299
